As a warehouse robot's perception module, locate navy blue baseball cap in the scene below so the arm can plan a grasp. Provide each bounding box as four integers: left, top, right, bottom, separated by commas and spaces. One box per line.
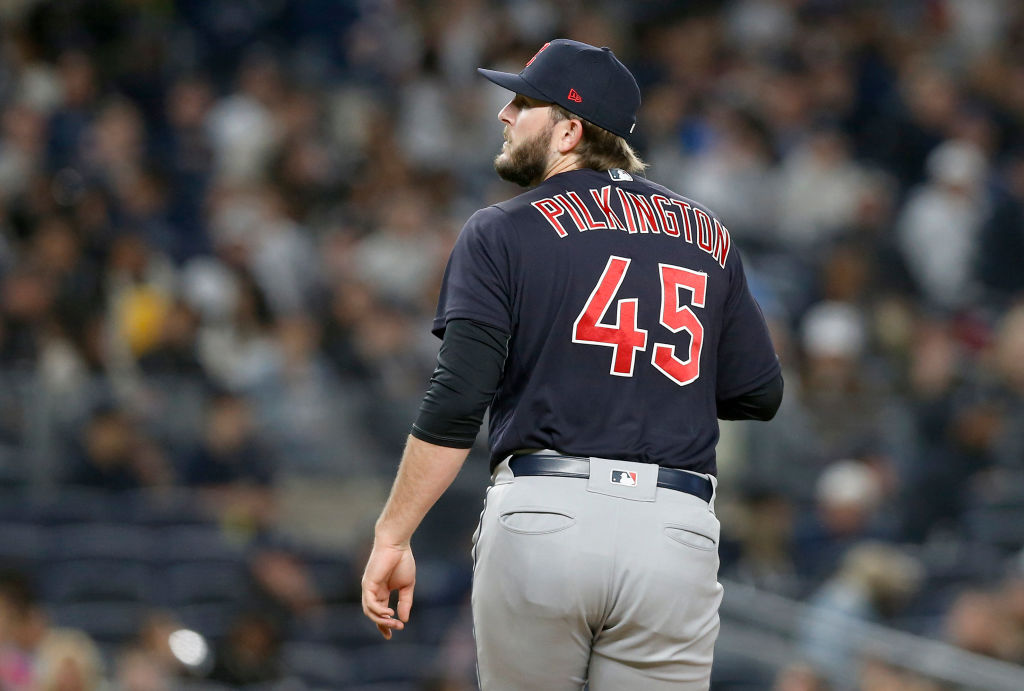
478, 39, 641, 141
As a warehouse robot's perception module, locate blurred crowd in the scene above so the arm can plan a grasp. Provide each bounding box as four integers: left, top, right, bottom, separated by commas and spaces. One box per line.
1, 0, 1024, 689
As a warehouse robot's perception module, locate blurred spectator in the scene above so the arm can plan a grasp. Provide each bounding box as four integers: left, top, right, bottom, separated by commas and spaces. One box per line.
727, 489, 799, 596
772, 662, 830, 691
352, 185, 446, 307
247, 314, 365, 475
858, 658, 943, 691
245, 546, 324, 628
205, 53, 282, 184
115, 611, 199, 689
184, 392, 276, 532
137, 300, 207, 381
679, 106, 777, 247
68, 407, 174, 489
793, 459, 889, 583
897, 139, 989, 310
0, 570, 47, 691
184, 392, 273, 486
33, 628, 105, 691
744, 300, 891, 502
798, 543, 922, 682
944, 589, 1024, 663
114, 647, 172, 691
207, 612, 282, 686
776, 126, 870, 251
976, 150, 1024, 303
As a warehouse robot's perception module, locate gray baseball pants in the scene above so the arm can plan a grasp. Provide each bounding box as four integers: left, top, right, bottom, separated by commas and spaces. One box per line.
471, 455, 723, 690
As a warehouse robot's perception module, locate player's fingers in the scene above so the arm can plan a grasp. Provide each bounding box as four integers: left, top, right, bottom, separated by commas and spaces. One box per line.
396, 583, 414, 623
364, 603, 406, 637
361, 582, 395, 621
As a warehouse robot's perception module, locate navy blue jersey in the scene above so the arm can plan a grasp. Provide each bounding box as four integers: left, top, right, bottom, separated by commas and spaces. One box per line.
433, 168, 779, 475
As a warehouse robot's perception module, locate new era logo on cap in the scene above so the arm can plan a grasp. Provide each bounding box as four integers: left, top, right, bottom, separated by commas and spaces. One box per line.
610, 469, 638, 486
567, 88, 582, 102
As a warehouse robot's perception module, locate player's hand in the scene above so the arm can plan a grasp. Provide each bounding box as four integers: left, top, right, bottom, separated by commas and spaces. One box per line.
361, 540, 416, 640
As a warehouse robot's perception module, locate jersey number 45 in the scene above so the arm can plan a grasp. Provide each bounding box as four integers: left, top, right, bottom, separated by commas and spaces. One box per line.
573, 255, 707, 386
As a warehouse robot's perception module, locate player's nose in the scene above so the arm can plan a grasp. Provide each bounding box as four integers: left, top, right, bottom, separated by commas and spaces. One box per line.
498, 99, 516, 126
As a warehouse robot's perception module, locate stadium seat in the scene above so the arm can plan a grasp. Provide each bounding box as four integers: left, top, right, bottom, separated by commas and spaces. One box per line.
176, 681, 236, 691
28, 488, 120, 525
351, 643, 443, 684
0, 491, 32, 522
48, 523, 153, 562
127, 488, 212, 527
176, 602, 238, 641
304, 555, 357, 604
286, 603, 381, 648
410, 603, 464, 645
239, 681, 307, 691
0, 522, 48, 563
164, 561, 248, 607
42, 559, 154, 604
150, 525, 245, 564
281, 641, 357, 688
49, 601, 147, 644
964, 506, 1024, 551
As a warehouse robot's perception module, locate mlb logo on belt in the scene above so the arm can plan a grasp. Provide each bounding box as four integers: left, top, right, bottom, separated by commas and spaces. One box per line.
610, 469, 638, 487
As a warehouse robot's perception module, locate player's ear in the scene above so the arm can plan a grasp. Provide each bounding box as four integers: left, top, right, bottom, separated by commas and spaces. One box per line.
554, 117, 584, 154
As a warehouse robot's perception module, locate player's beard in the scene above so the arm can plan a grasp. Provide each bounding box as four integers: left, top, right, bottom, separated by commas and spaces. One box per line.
494, 123, 553, 187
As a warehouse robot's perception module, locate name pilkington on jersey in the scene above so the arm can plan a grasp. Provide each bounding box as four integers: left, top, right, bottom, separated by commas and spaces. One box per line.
530, 184, 732, 269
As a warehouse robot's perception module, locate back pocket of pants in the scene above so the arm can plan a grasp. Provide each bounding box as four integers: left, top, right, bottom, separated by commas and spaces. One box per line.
499, 507, 576, 535
664, 524, 717, 551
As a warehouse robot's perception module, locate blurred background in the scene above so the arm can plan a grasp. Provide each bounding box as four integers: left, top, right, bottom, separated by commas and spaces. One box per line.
0, 0, 1023, 689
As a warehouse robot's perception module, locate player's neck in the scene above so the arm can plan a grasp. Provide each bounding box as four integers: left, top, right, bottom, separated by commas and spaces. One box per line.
541, 154, 583, 182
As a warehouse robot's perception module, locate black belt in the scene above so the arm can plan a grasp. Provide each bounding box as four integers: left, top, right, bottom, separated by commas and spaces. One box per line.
509, 454, 714, 503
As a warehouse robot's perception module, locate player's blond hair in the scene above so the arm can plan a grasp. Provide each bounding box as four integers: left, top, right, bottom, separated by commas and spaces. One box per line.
550, 104, 647, 175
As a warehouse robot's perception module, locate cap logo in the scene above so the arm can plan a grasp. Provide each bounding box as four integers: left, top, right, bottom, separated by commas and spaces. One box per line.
567, 88, 582, 103
525, 42, 550, 67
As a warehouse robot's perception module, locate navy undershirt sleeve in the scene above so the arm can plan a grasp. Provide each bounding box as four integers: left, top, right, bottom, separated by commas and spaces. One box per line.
411, 319, 509, 449
717, 370, 784, 421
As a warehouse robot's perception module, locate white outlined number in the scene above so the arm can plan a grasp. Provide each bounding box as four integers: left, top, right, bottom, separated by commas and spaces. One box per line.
572, 256, 649, 376
573, 256, 707, 386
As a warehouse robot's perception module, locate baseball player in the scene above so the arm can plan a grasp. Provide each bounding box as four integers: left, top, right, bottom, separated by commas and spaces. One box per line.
362, 39, 783, 690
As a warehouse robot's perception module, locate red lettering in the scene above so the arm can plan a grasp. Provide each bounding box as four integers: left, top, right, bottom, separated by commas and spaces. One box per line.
531, 198, 568, 237
693, 207, 714, 252
630, 193, 660, 234
669, 200, 693, 242
554, 194, 586, 232
713, 218, 731, 268
567, 191, 607, 230
591, 186, 626, 230
616, 188, 638, 234
652, 195, 678, 237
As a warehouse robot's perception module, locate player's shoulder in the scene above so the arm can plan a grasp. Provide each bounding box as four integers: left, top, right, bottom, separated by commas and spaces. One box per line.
461, 203, 514, 236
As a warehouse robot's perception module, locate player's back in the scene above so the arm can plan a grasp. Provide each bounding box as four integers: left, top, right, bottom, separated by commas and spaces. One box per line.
437, 167, 778, 474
